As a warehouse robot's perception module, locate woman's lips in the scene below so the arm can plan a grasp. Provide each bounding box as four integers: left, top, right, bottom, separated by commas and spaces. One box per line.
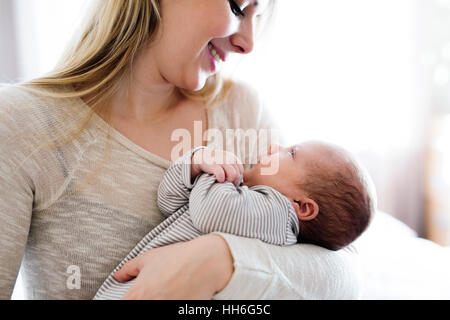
209, 42, 226, 62
207, 45, 217, 72
206, 42, 224, 72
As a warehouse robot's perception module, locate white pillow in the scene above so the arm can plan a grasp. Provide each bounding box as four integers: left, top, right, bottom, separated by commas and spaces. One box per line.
353, 211, 450, 299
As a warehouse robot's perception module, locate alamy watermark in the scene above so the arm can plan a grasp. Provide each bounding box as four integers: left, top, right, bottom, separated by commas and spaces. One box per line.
66, 265, 81, 290
171, 121, 281, 175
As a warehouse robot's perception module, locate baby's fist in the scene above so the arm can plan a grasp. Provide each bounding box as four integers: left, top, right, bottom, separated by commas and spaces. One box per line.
192, 148, 244, 186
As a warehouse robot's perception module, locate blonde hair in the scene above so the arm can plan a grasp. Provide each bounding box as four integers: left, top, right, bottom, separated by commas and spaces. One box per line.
22, 0, 234, 140
13, 0, 275, 197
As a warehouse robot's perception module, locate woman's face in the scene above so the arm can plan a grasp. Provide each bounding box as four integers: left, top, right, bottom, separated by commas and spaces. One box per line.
151, 0, 270, 91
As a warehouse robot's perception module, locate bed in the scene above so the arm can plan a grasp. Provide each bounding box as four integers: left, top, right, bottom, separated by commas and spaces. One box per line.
353, 210, 450, 299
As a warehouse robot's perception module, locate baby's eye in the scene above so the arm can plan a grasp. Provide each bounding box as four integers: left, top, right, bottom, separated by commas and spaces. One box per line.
289, 147, 297, 159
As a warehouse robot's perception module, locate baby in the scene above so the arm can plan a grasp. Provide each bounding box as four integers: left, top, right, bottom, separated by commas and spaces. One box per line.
189, 140, 376, 251
239, 141, 376, 250
94, 140, 375, 299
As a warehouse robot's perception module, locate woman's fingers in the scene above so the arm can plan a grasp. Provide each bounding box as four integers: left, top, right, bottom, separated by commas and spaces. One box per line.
113, 258, 141, 283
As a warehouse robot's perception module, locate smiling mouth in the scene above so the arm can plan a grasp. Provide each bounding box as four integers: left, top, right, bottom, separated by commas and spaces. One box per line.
208, 42, 222, 63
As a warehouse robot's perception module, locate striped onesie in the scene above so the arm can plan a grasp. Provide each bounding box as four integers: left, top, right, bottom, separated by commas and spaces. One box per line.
94, 146, 300, 300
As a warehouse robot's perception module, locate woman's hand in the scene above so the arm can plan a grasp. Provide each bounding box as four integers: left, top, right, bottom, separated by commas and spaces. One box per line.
113, 234, 234, 300
191, 148, 244, 186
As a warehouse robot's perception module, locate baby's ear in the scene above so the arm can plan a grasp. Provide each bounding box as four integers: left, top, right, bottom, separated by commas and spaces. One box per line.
292, 198, 319, 221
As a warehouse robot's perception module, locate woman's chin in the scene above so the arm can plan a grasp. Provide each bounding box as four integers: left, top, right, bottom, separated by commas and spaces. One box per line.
181, 72, 210, 92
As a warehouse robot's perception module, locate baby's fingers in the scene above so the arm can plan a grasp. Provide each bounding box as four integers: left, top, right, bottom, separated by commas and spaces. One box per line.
222, 164, 237, 183
213, 166, 226, 183
232, 163, 243, 185
237, 161, 244, 175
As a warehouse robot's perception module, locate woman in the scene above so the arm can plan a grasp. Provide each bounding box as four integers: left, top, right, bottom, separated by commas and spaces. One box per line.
0, 0, 360, 299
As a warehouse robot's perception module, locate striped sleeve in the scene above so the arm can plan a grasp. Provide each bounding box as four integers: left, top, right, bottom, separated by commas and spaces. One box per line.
189, 174, 299, 246
156, 146, 207, 217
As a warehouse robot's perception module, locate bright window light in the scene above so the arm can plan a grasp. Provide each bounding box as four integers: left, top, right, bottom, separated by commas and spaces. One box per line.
13, 0, 89, 80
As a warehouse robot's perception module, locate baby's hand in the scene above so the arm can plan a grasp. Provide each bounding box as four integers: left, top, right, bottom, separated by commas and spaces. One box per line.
192, 148, 244, 186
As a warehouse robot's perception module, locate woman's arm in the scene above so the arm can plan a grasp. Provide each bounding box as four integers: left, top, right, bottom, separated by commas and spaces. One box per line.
0, 163, 33, 300
212, 233, 361, 299
0, 113, 34, 300
113, 232, 361, 300
113, 233, 234, 299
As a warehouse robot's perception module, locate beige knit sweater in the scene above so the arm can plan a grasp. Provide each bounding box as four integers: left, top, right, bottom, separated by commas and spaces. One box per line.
0, 82, 361, 300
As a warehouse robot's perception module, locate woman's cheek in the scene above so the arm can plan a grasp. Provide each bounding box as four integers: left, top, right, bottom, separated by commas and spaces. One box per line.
207, 13, 236, 38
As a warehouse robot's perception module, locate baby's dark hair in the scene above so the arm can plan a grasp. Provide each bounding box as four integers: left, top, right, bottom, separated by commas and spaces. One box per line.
295, 143, 376, 251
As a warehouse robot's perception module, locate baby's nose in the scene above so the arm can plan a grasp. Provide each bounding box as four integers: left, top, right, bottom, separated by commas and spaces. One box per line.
258, 153, 272, 166
268, 144, 280, 155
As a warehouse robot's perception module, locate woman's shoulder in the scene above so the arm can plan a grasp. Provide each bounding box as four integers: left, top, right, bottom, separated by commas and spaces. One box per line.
0, 83, 67, 115
0, 84, 80, 138
0, 83, 44, 107
0, 84, 42, 136
226, 80, 263, 113
0, 84, 87, 165
0, 84, 50, 126
220, 80, 268, 129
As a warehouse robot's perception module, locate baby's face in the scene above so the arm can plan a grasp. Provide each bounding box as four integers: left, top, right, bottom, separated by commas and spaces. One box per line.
243, 141, 328, 199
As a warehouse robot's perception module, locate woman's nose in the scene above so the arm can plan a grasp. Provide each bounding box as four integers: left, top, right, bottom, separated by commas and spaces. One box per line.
230, 19, 255, 54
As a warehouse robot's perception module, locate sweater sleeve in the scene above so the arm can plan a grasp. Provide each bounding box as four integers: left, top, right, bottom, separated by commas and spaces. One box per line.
156, 146, 207, 217
0, 102, 34, 299
213, 234, 362, 299
212, 81, 362, 299
190, 174, 299, 246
